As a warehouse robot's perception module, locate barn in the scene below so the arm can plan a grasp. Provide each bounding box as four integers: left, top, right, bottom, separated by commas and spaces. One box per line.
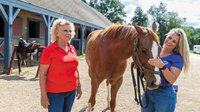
0, 0, 111, 72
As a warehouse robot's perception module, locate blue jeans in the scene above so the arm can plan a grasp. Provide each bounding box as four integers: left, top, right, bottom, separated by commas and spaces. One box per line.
47, 89, 76, 112
141, 86, 177, 112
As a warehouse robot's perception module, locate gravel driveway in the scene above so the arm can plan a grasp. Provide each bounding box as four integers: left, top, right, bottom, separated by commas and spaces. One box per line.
0, 54, 199, 112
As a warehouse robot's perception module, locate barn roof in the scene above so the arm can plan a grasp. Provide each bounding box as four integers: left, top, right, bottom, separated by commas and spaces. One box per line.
20, 0, 112, 28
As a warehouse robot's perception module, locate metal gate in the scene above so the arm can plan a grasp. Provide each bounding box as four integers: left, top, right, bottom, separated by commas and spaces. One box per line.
0, 38, 4, 60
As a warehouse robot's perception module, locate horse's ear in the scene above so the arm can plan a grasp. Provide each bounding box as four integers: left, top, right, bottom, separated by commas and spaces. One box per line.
152, 21, 157, 32
134, 24, 143, 34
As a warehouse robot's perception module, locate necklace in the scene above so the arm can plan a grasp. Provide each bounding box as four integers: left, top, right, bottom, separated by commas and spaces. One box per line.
57, 41, 70, 53
62, 46, 68, 51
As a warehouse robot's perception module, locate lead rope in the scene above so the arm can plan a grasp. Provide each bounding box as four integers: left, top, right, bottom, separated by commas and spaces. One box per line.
137, 68, 149, 108
131, 62, 149, 108
131, 62, 139, 105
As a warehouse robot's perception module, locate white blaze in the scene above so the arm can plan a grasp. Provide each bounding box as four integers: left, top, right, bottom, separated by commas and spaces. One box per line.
151, 41, 161, 85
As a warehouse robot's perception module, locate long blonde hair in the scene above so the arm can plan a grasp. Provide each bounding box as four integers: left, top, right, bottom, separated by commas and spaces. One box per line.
51, 18, 75, 42
167, 28, 190, 73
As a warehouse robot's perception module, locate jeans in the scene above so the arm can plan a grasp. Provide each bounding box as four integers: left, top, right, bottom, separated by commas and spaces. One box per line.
141, 86, 177, 112
47, 89, 76, 112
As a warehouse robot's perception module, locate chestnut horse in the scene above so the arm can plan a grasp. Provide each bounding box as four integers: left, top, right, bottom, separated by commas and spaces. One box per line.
85, 24, 161, 112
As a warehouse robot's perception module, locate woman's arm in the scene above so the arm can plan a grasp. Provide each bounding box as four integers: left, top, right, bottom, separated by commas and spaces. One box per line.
160, 66, 181, 84
148, 58, 182, 84
76, 69, 82, 100
39, 64, 50, 108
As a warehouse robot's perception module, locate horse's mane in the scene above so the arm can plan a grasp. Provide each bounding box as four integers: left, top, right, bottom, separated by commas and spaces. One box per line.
101, 24, 160, 45
101, 24, 137, 39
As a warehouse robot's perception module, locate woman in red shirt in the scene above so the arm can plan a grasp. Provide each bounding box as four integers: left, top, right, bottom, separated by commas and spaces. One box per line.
39, 18, 82, 112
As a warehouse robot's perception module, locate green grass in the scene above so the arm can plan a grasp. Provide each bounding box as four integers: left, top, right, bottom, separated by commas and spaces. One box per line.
189, 50, 200, 56
190, 50, 194, 53
78, 54, 85, 60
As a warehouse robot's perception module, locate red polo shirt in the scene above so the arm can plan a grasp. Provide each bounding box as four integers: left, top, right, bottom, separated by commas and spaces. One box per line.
40, 42, 78, 93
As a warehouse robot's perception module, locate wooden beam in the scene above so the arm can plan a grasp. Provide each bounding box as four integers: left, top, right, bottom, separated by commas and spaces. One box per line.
80, 25, 86, 54
0, 4, 8, 22
4, 5, 13, 72
42, 15, 52, 46
42, 15, 48, 27
12, 8, 21, 22
50, 17, 55, 26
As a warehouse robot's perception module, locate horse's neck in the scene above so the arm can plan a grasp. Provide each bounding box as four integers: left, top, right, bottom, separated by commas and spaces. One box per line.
108, 38, 134, 61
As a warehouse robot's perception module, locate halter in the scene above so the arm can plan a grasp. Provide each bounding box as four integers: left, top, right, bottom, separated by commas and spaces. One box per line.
131, 32, 160, 108
133, 36, 160, 75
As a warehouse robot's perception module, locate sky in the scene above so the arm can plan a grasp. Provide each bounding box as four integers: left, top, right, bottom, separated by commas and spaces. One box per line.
120, 0, 200, 28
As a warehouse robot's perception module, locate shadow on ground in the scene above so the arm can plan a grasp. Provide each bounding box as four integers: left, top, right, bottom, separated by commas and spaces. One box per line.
0, 74, 39, 81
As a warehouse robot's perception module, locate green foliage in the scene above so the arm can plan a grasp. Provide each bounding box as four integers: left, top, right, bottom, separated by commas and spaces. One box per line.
83, 0, 126, 24
147, 3, 182, 45
81, 0, 200, 49
181, 26, 200, 49
167, 12, 182, 29
196, 28, 200, 33
130, 7, 148, 26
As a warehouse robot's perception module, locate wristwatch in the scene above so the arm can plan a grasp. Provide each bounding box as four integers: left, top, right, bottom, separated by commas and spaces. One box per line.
160, 65, 167, 70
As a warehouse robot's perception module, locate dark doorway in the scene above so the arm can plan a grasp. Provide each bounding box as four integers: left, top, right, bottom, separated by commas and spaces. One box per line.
0, 17, 4, 37
28, 20, 40, 38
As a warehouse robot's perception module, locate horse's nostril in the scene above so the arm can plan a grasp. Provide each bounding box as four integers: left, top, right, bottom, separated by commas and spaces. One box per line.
151, 81, 155, 86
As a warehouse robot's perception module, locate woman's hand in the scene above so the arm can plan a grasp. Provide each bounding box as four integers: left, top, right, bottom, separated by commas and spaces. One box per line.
148, 56, 165, 68
41, 94, 50, 109
76, 84, 82, 100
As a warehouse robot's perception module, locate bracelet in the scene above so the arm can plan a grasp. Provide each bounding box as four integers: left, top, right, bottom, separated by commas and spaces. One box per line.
160, 65, 167, 70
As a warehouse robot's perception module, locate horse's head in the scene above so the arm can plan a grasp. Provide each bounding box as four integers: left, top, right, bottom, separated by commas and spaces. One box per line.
133, 24, 161, 90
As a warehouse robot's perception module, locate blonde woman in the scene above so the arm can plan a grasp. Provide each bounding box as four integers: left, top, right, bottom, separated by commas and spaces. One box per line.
39, 18, 82, 112
141, 28, 190, 112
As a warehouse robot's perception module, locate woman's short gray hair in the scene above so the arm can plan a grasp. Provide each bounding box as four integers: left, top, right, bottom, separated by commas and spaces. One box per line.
50, 18, 75, 42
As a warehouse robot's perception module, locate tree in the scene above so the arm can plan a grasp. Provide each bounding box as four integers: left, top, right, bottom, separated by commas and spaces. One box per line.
196, 28, 200, 33
148, 3, 182, 45
181, 26, 200, 49
167, 12, 182, 29
130, 7, 148, 26
82, 0, 126, 23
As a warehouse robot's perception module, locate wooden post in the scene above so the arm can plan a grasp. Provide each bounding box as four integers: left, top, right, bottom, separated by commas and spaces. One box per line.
35, 64, 40, 78
7, 46, 17, 75
35, 46, 45, 78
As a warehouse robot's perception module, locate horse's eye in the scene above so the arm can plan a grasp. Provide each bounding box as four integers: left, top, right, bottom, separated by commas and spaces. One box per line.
142, 48, 147, 54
